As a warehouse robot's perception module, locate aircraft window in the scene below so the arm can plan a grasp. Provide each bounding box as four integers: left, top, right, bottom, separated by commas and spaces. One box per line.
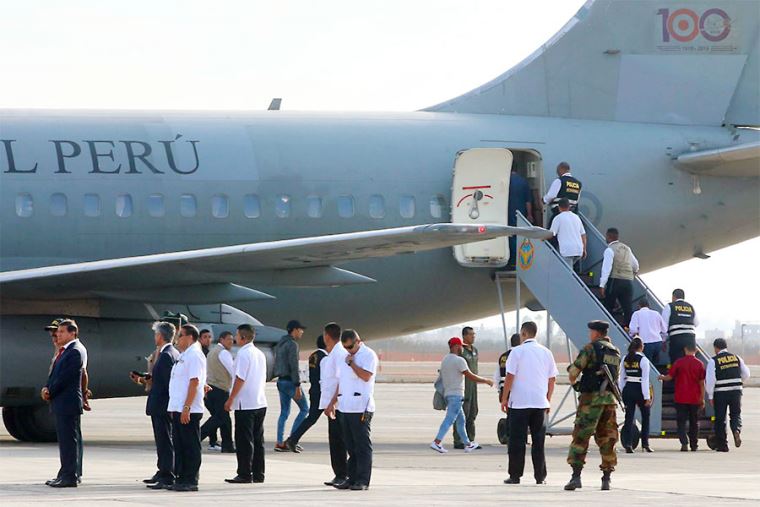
83, 193, 101, 217
337, 195, 355, 218
276, 194, 291, 218
115, 194, 133, 218
307, 195, 323, 218
243, 194, 261, 218
369, 194, 385, 219
147, 194, 165, 218
49, 193, 67, 217
430, 194, 446, 219
15, 193, 33, 217
212, 194, 229, 218
399, 195, 416, 218
180, 194, 197, 218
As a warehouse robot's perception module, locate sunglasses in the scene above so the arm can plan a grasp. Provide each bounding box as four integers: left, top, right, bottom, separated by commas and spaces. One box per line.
343, 340, 357, 351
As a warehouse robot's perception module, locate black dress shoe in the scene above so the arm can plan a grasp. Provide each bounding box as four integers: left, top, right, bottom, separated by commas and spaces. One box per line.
147, 482, 172, 490
171, 483, 198, 492
49, 479, 77, 488
324, 476, 343, 486
225, 476, 253, 484
503, 477, 520, 484
221, 447, 236, 454
624, 446, 634, 454
333, 479, 352, 489
143, 474, 161, 484
253, 478, 265, 484
680, 444, 688, 452
536, 478, 547, 485
716, 447, 729, 452
45, 478, 60, 486
350, 483, 369, 490
642, 446, 654, 453
77, 476, 82, 484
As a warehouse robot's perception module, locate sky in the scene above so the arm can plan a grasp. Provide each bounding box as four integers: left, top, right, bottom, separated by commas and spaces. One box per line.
1, 0, 758, 332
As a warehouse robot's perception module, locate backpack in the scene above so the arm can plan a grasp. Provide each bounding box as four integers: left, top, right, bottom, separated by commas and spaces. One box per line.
433, 372, 447, 410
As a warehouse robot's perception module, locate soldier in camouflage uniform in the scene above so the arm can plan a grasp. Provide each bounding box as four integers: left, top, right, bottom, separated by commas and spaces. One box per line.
565, 320, 621, 491
453, 326, 480, 449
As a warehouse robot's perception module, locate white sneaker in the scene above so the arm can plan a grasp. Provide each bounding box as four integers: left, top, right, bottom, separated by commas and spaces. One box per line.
464, 442, 480, 453
208, 444, 222, 452
430, 441, 448, 453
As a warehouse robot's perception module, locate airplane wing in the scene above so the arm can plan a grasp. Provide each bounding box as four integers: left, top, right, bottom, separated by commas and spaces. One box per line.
0, 223, 551, 302
676, 141, 760, 177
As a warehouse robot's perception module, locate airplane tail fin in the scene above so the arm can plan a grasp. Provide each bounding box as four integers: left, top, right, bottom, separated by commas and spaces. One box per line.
425, 0, 759, 127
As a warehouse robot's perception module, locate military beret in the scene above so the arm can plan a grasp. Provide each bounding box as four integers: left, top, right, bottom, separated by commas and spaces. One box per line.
587, 320, 609, 332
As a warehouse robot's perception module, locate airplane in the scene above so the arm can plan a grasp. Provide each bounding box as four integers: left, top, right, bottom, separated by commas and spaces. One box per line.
1, 0, 758, 441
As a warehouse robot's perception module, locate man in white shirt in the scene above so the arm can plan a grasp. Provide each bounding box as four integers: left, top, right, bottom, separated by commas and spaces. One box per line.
201, 331, 235, 452
167, 324, 207, 492
599, 227, 640, 327
224, 324, 268, 484
325, 330, 378, 491
319, 323, 348, 487
500, 322, 558, 485
629, 299, 667, 364
549, 198, 587, 270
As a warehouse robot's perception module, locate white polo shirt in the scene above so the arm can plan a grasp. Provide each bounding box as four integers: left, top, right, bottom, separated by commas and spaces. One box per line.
168, 341, 207, 413
336, 343, 378, 414
629, 307, 667, 344
550, 211, 585, 257
230, 342, 267, 410
504, 339, 558, 409
319, 342, 348, 410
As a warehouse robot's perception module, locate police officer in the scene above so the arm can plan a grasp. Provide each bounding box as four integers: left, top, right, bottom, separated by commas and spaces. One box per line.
618, 337, 653, 453
543, 161, 582, 226
661, 289, 698, 364
494, 334, 522, 400
706, 338, 751, 452
454, 326, 480, 450
565, 320, 620, 492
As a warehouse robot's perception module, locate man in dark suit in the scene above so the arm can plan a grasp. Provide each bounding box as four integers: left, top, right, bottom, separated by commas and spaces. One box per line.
41, 319, 86, 488
131, 322, 180, 489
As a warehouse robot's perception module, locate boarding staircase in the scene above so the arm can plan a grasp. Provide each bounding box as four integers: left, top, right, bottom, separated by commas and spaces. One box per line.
494, 212, 715, 446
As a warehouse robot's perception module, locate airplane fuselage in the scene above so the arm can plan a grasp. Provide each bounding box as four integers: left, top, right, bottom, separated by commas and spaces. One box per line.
2, 110, 758, 338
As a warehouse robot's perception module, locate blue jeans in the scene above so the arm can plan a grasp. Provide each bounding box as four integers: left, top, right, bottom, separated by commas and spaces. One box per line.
276, 378, 309, 443
435, 395, 470, 444
643, 342, 661, 364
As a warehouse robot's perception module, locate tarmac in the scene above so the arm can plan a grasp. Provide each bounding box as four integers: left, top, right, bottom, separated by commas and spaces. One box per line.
1, 380, 758, 506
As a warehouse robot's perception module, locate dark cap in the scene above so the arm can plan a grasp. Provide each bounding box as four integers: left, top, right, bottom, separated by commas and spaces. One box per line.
587, 320, 609, 333
44, 317, 66, 331
287, 320, 306, 332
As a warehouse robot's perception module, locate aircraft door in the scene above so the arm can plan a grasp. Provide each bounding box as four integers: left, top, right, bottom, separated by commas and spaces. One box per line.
451, 148, 512, 267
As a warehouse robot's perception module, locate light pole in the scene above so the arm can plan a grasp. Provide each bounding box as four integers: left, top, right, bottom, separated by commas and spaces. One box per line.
740, 323, 746, 358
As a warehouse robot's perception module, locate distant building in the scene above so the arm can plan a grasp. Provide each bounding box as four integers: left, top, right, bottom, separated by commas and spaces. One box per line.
731, 321, 760, 341
705, 328, 725, 342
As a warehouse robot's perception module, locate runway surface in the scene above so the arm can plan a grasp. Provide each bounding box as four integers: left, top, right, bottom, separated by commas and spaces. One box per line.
1, 383, 758, 505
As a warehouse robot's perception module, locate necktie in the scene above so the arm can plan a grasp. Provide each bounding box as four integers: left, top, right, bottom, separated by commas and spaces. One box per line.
54, 347, 65, 363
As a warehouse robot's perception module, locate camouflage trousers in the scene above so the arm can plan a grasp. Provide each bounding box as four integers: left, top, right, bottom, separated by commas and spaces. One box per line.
567, 396, 618, 472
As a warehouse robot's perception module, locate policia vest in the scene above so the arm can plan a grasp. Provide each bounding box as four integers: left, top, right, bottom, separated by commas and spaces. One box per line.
497, 350, 511, 395
667, 300, 696, 337
623, 355, 643, 384
550, 174, 582, 213
578, 339, 621, 393
712, 350, 743, 394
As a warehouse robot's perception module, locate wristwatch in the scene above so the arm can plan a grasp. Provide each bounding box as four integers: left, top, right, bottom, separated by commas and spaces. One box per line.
183, 405, 191, 412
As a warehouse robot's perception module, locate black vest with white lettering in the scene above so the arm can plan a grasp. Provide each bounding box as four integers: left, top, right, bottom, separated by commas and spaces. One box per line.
623, 354, 643, 384
667, 300, 695, 337
498, 350, 510, 393
713, 350, 743, 393
551, 175, 582, 210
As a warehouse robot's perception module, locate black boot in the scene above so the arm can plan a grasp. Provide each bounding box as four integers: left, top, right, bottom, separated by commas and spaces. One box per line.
601, 470, 611, 491
564, 466, 582, 491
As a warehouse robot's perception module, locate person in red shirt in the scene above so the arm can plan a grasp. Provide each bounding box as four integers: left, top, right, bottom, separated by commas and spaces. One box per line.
659, 344, 705, 451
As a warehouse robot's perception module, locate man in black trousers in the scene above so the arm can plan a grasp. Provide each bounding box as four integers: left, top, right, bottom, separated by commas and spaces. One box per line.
285, 334, 328, 452
224, 324, 268, 484
166, 324, 206, 492
500, 322, 558, 485
41, 319, 87, 488
136, 321, 180, 489
318, 323, 348, 486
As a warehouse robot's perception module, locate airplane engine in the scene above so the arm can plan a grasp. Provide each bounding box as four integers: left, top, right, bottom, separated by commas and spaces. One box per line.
0, 314, 279, 442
